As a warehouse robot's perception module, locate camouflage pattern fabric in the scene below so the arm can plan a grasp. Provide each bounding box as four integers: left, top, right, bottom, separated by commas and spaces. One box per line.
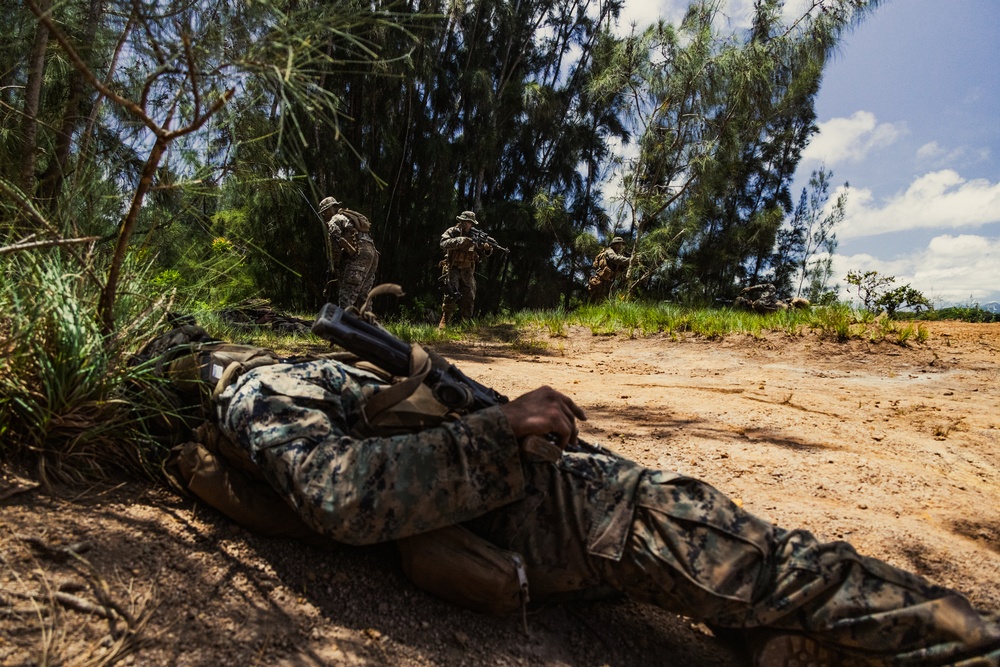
329, 212, 379, 310
218, 358, 1000, 665
440, 225, 492, 323
339, 241, 379, 311
588, 246, 629, 302
218, 360, 526, 543
441, 264, 477, 322
734, 283, 788, 313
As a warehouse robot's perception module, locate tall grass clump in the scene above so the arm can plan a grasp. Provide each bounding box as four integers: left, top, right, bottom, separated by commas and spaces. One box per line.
807, 302, 855, 341
383, 318, 458, 345
0, 250, 171, 485
685, 307, 737, 338
575, 300, 684, 336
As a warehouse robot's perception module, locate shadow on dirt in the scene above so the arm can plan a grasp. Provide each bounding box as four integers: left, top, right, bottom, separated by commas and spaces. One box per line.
949, 519, 1000, 555
2, 482, 750, 666
584, 403, 841, 453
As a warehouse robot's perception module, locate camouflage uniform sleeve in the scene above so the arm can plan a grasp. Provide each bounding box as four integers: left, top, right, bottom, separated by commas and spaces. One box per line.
440, 226, 471, 251
217, 360, 526, 545
327, 214, 347, 239
327, 214, 345, 255
605, 248, 629, 269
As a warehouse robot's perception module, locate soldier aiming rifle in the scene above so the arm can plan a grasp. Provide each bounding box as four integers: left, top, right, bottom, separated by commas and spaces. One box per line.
438, 210, 506, 328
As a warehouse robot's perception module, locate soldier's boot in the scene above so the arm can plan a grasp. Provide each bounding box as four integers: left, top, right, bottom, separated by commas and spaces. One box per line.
751, 632, 879, 667
439, 303, 457, 330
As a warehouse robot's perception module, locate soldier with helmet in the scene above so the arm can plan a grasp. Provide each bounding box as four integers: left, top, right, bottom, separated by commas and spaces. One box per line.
319, 196, 380, 311
438, 210, 493, 328
587, 236, 630, 302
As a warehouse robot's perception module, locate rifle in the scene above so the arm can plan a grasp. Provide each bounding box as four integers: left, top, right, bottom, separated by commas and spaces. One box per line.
311, 303, 595, 462
468, 226, 509, 254
438, 270, 462, 301
312, 303, 504, 411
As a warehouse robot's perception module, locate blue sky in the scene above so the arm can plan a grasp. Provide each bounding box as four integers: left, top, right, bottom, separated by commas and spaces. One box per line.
618, 0, 1000, 306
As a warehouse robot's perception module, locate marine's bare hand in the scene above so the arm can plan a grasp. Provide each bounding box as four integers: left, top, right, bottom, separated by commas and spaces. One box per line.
499, 386, 587, 450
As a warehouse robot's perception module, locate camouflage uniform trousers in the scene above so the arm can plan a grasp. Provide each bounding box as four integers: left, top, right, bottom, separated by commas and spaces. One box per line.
467, 456, 1000, 666
442, 265, 477, 321
219, 360, 1000, 666
339, 241, 379, 311
587, 275, 615, 302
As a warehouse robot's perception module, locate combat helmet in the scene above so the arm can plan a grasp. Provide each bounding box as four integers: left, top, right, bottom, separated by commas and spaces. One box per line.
319, 197, 342, 213
456, 211, 478, 224
610, 236, 625, 245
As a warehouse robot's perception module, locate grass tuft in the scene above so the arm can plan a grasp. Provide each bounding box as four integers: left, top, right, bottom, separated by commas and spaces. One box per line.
0, 251, 170, 484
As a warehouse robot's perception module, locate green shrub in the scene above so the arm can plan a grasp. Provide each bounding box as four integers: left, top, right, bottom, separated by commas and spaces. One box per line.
0, 251, 170, 484
845, 270, 932, 317
920, 304, 999, 323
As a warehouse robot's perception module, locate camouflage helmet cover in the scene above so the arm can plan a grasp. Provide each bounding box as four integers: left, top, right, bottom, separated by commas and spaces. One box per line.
610, 236, 625, 245
456, 211, 478, 224
318, 196, 342, 213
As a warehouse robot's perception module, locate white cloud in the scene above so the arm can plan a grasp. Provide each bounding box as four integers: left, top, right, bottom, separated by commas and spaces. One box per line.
838, 170, 1000, 240
617, 0, 827, 35
832, 234, 1000, 305
617, 0, 685, 33
916, 141, 974, 168
916, 141, 943, 160
801, 111, 903, 166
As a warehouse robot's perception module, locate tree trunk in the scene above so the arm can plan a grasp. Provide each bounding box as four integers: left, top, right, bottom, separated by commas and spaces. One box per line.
38, 0, 103, 211
19, 0, 53, 199
99, 136, 167, 335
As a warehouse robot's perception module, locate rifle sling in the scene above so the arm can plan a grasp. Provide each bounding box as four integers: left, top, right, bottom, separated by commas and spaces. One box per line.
357, 342, 434, 428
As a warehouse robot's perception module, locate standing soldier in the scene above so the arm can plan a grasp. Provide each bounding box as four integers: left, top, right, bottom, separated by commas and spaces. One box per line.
587, 236, 630, 302
439, 210, 493, 328
319, 196, 380, 311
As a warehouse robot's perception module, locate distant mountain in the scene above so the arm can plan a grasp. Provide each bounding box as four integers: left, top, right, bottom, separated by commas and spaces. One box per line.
982, 302, 1000, 314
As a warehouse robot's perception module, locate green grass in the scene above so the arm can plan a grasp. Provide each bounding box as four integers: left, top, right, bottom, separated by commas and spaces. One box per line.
2, 254, 939, 488
431, 301, 936, 350
0, 251, 170, 484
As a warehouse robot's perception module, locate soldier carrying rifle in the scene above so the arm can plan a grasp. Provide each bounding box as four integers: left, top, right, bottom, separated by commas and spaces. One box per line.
587, 236, 630, 302
438, 210, 507, 328
319, 196, 380, 311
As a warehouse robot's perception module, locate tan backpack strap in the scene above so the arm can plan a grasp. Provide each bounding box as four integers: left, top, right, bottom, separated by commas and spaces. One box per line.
210, 351, 285, 399
359, 343, 433, 425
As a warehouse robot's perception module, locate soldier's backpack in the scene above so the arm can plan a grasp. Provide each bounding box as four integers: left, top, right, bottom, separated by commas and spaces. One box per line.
591, 249, 613, 282
136, 320, 531, 620
341, 208, 371, 232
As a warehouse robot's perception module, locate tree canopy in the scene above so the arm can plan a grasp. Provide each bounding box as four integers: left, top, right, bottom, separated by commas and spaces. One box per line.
1, 0, 881, 324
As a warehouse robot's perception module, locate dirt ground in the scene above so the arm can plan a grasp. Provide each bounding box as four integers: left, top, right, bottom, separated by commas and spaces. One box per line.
2, 321, 999, 666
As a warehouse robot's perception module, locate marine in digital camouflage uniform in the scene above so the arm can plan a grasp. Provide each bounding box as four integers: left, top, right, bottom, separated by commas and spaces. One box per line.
439, 210, 493, 327
734, 283, 788, 313
319, 196, 380, 310
218, 358, 1000, 666
588, 236, 630, 302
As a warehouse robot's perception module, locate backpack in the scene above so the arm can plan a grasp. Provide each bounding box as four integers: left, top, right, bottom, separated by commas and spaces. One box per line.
591, 250, 613, 281
129, 324, 294, 445
341, 208, 371, 233
139, 321, 531, 619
